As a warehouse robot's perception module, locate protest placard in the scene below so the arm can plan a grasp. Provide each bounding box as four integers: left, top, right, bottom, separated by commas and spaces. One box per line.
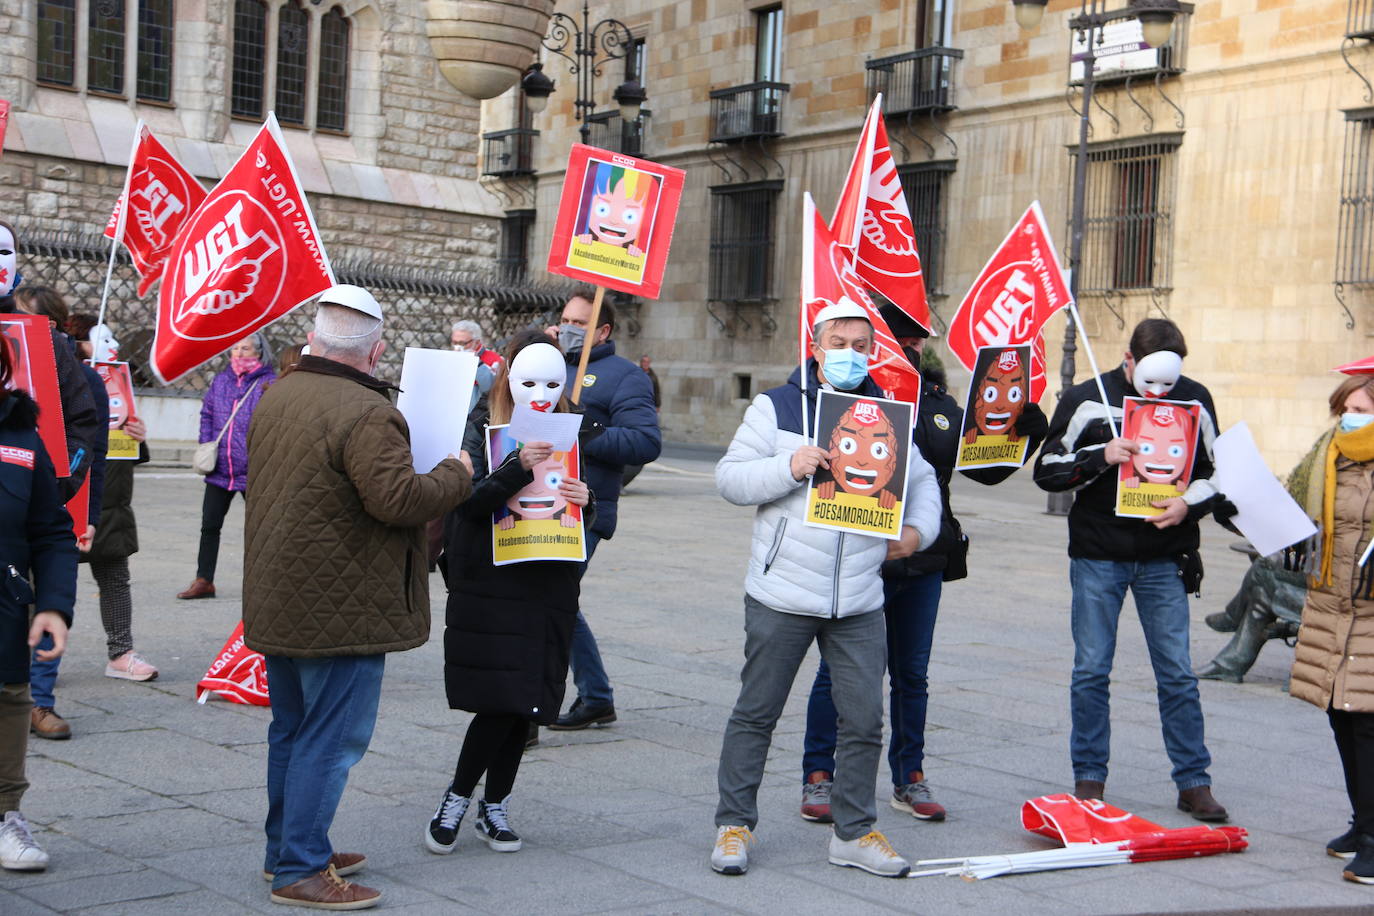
1116, 397, 1202, 519
804, 390, 913, 540
1211, 421, 1317, 557
1, 314, 68, 478
487, 424, 586, 565
396, 347, 478, 473
90, 360, 140, 460
956, 344, 1033, 470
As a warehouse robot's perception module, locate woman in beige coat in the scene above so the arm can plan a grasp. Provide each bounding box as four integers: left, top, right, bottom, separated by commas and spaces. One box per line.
1290, 372, 1374, 884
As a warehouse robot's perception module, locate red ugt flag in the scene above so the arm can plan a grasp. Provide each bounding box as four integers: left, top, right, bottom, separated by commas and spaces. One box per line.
830, 96, 931, 333
152, 114, 334, 383
104, 123, 208, 297
800, 193, 922, 404
946, 201, 1071, 402
196, 621, 270, 706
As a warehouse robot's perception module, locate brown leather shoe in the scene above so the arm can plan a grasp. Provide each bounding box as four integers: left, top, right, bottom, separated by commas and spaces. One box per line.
269, 864, 380, 909
1178, 785, 1228, 822
1073, 779, 1104, 800
30, 707, 70, 740
177, 578, 216, 600
263, 852, 366, 882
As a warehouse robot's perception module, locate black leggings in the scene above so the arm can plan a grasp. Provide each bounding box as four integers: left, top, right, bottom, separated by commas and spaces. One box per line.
1330, 706, 1374, 836
196, 483, 244, 582
452, 713, 528, 801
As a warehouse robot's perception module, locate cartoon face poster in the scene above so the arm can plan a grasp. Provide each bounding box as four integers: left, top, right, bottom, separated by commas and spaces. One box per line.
487, 424, 587, 565
1115, 397, 1202, 519
2, 315, 69, 478
956, 344, 1033, 470
804, 391, 913, 541
546, 144, 686, 299
90, 360, 140, 460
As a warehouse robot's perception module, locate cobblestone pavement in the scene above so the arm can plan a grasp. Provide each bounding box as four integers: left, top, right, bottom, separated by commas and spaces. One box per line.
1, 449, 1367, 915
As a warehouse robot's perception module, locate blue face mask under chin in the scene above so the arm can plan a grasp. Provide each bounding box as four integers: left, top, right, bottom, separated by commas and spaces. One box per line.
821, 347, 870, 391
1341, 412, 1374, 433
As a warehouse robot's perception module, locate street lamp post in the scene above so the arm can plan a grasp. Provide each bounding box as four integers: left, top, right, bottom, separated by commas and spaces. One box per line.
520, 0, 647, 145
1010, 0, 1179, 515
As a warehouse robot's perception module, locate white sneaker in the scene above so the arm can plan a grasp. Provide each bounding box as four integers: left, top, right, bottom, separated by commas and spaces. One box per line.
0, 811, 49, 871
711, 825, 752, 875
828, 828, 909, 877
105, 651, 158, 682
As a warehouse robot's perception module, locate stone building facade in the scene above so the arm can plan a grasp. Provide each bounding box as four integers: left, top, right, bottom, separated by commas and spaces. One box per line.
484, 0, 1370, 470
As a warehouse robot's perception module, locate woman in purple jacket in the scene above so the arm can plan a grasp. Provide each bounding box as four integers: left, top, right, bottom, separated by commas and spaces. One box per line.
177, 334, 275, 600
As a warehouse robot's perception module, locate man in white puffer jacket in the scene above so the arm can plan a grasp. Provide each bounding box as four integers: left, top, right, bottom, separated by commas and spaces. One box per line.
710, 302, 941, 879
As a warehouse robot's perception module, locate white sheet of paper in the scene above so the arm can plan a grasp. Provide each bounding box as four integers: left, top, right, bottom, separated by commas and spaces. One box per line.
508, 404, 583, 451
1211, 421, 1317, 557
396, 347, 479, 473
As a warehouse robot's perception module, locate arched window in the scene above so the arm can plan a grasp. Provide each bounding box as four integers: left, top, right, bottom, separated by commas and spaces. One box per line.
136, 0, 174, 102
275, 1, 310, 126
87, 0, 127, 96
37, 0, 174, 100
231, 0, 268, 118
316, 6, 350, 133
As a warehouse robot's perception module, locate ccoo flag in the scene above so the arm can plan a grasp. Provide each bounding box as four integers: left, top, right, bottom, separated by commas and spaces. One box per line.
801, 192, 922, 405
830, 95, 931, 333
151, 114, 334, 383
946, 202, 1071, 402
104, 123, 208, 297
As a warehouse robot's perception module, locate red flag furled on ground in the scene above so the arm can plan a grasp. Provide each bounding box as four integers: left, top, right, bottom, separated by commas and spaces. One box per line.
829, 95, 931, 333
196, 621, 270, 706
946, 201, 1071, 402
151, 113, 335, 383
800, 193, 922, 405
104, 124, 208, 297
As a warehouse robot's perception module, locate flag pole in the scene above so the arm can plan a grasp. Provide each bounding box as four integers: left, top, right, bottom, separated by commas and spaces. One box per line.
96, 121, 143, 331
1066, 298, 1119, 439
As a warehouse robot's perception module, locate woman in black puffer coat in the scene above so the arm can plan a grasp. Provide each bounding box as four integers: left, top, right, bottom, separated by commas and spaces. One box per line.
424, 331, 593, 858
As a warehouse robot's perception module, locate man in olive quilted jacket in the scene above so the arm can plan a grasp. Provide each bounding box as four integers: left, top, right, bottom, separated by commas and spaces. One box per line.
243, 286, 471, 910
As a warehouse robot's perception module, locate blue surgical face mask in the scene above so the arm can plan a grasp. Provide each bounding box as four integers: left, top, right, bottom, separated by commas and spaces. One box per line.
1342, 412, 1374, 433
821, 347, 870, 391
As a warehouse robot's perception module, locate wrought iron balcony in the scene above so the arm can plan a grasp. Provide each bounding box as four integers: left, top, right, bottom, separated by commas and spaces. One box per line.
1350, 0, 1374, 39
709, 81, 789, 143
481, 128, 539, 178
586, 109, 651, 157
865, 47, 964, 118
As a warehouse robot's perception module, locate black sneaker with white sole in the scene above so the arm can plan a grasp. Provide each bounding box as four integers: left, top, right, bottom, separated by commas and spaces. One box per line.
1330, 819, 1359, 859
475, 796, 522, 852
1344, 834, 1374, 885
425, 788, 470, 855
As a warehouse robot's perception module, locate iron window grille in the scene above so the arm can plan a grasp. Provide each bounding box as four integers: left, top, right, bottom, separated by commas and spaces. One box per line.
1337, 109, 1374, 286
1072, 134, 1181, 294
37, 0, 77, 87
275, 2, 309, 126
316, 6, 350, 132
587, 110, 651, 157
231, 0, 268, 118
866, 48, 963, 118
231, 1, 350, 130
898, 161, 955, 297
496, 210, 535, 284
481, 128, 539, 178
709, 181, 783, 303
36, 0, 174, 101
1351, 0, 1374, 38
1069, 6, 1192, 86
709, 82, 790, 143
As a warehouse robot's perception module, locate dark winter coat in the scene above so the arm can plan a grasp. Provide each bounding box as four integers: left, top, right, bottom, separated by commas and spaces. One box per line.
84, 442, 150, 564
563, 340, 660, 539
442, 408, 594, 724
242, 356, 471, 658
200, 362, 276, 492
0, 296, 101, 502
0, 392, 78, 683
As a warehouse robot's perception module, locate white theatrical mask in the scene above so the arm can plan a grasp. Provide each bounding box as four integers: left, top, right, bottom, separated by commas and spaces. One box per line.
508, 342, 566, 413
1132, 350, 1182, 399
0, 224, 16, 297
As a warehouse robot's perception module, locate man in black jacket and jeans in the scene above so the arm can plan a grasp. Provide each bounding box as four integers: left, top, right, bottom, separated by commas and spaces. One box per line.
546, 290, 661, 730
800, 304, 1048, 825
1033, 317, 1227, 822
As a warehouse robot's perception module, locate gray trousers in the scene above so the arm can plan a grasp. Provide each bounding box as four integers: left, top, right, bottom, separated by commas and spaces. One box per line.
716, 595, 887, 841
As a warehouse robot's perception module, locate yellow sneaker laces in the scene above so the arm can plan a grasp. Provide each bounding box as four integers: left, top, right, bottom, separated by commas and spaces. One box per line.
858, 830, 897, 857
718, 826, 751, 855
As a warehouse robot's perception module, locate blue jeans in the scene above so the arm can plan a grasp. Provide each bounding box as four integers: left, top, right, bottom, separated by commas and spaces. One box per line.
1069, 557, 1211, 790
803, 572, 942, 786
569, 532, 613, 707
29, 636, 58, 709
264, 654, 385, 889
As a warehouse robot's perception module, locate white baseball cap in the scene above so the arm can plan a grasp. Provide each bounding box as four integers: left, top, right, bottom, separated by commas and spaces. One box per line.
317, 284, 383, 321
813, 298, 871, 327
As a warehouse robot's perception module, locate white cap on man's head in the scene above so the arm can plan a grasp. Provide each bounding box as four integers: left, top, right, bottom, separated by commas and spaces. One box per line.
317, 284, 382, 321
813, 298, 871, 328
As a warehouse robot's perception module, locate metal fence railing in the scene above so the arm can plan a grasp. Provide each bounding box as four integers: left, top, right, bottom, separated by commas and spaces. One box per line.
17, 229, 574, 392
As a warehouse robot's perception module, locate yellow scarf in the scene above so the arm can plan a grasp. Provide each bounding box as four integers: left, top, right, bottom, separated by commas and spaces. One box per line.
1319, 421, 1374, 584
